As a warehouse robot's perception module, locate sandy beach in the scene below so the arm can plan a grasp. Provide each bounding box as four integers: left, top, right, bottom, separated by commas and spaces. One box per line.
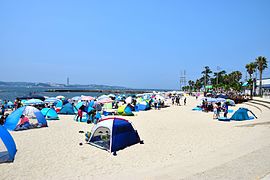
1, 96, 270, 180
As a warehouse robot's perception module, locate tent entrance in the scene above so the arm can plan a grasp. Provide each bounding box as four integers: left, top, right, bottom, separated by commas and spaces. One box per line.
0, 140, 10, 163
90, 127, 110, 151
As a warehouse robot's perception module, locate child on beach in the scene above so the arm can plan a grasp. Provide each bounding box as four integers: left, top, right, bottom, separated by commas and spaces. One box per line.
213, 104, 218, 119
76, 108, 83, 122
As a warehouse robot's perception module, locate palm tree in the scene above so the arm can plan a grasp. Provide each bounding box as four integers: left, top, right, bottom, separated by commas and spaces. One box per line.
245, 62, 257, 98
255, 56, 268, 96
201, 66, 212, 90
188, 80, 195, 92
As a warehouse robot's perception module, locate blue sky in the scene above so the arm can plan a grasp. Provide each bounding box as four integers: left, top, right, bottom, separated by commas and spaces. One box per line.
0, 0, 269, 89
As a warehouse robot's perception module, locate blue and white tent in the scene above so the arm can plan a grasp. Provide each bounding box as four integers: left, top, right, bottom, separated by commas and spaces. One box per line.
87, 117, 141, 154
41, 108, 59, 120
4, 106, 48, 131
0, 125, 17, 163
135, 101, 150, 111
59, 103, 77, 115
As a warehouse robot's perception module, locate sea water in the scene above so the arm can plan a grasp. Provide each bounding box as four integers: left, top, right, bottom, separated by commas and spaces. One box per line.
0, 86, 102, 101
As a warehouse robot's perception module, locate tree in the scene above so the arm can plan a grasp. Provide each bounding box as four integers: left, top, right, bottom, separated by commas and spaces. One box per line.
245, 62, 257, 98
255, 56, 268, 96
195, 79, 202, 91
228, 71, 242, 91
188, 80, 195, 92
201, 66, 212, 90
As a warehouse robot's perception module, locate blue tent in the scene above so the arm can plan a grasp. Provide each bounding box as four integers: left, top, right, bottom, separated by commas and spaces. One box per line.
59, 103, 77, 115
218, 108, 256, 121
74, 102, 84, 113
0, 125, 17, 163
4, 106, 48, 131
41, 108, 59, 120
230, 108, 256, 121
135, 101, 150, 111
55, 101, 63, 108
87, 117, 141, 154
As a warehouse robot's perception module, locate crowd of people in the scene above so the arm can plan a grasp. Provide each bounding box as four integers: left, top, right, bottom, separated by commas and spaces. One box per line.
201, 99, 229, 119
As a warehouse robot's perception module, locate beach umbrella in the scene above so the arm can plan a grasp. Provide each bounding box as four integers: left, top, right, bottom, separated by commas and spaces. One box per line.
155, 94, 165, 101
98, 98, 113, 104
24, 99, 44, 105
125, 96, 132, 104
81, 95, 94, 101
56, 95, 65, 100
226, 99, 235, 106
71, 96, 81, 101
216, 98, 226, 103
97, 95, 109, 100
108, 94, 116, 98
44, 97, 59, 104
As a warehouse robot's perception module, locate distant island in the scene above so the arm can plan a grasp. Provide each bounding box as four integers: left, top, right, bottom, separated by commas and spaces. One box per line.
0, 81, 127, 90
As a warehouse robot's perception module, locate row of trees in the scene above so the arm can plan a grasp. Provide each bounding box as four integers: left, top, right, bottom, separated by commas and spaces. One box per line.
245, 56, 268, 97
183, 56, 268, 97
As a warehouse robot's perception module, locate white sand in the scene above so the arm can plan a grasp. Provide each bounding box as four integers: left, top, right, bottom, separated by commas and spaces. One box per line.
1, 97, 270, 180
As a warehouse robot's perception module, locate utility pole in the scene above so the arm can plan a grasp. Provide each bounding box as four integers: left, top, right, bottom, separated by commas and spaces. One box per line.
67, 77, 70, 86
180, 70, 186, 91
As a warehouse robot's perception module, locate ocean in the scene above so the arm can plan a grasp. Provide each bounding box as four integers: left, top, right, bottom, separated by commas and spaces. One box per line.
0, 86, 103, 101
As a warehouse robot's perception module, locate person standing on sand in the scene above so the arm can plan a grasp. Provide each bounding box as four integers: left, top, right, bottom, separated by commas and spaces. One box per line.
76, 107, 83, 122
223, 102, 229, 118
184, 97, 186, 105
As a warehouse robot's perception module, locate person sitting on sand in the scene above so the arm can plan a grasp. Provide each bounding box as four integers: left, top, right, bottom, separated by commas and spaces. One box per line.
17, 115, 30, 129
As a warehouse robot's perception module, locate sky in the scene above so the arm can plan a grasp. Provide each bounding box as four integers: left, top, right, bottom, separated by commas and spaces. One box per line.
0, 0, 270, 89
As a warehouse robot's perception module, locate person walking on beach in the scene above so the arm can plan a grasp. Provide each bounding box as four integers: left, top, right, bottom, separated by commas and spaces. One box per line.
172, 97, 175, 105
184, 97, 187, 105
223, 102, 229, 118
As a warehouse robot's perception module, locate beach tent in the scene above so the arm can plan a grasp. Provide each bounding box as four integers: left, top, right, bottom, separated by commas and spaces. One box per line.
135, 101, 150, 111
0, 126, 17, 163
117, 105, 134, 116
230, 108, 256, 121
218, 108, 256, 121
55, 100, 63, 108
41, 108, 59, 120
74, 102, 85, 113
59, 103, 77, 115
4, 106, 47, 131
86, 117, 141, 154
